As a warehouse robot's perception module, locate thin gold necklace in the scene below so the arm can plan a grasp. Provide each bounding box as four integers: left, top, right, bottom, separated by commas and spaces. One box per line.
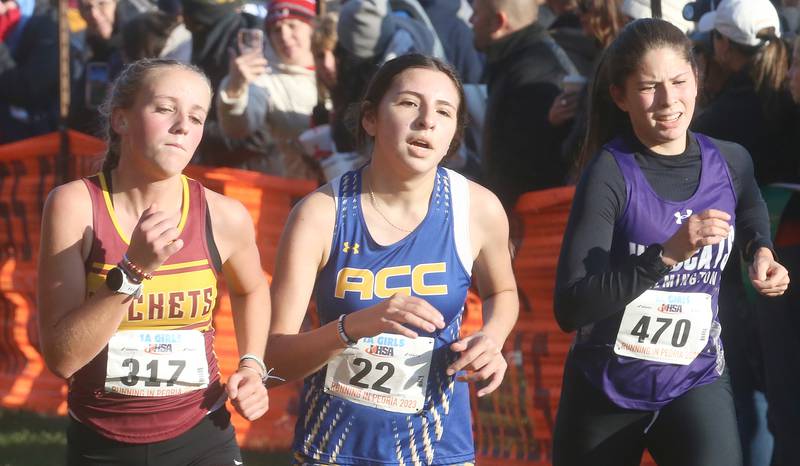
366, 171, 414, 233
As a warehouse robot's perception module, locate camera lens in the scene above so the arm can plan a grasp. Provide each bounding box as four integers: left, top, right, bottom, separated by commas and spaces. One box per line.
683, 0, 714, 22
683, 2, 698, 22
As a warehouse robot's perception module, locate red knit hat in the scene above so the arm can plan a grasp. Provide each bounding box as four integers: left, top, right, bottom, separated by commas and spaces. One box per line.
265, 0, 316, 27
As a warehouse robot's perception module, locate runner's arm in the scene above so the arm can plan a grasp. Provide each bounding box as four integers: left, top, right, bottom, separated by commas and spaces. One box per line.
445, 184, 518, 397
207, 191, 271, 372
266, 186, 348, 385
470, 183, 518, 347
207, 191, 270, 420
37, 181, 134, 378
554, 152, 671, 332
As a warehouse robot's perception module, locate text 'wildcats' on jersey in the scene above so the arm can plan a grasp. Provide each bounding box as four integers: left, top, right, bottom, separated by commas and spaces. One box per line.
294, 167, 475, 465
573, 133, 737, 411
628, 224, 734, 290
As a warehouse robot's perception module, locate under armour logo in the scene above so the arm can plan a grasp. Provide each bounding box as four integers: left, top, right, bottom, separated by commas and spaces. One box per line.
343, 242, 360, 254
674, 209, 693, 225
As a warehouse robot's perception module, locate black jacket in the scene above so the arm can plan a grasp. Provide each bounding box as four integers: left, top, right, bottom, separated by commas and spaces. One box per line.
692, 68, 797, 185
419, 0, 483, 84
482, 22, 572, 210
0, 0, 59, 143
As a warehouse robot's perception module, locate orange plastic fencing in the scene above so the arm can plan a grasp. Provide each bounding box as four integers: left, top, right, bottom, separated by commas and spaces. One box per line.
464, 187, 574, 466
0, 132, 105, 416
0, 131, 316, 450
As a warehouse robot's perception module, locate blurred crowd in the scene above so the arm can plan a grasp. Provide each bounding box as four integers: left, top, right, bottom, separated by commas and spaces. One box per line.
1, 0, 798, 194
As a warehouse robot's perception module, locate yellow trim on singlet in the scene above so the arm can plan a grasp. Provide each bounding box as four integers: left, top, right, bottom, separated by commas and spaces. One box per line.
91, 259, 210, 273
98, 172, 191, 245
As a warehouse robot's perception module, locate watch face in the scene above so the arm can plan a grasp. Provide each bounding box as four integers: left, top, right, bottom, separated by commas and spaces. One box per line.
106, 267, 124, 291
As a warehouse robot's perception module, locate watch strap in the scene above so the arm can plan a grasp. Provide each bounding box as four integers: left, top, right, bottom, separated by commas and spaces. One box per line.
643, 243, 672, 275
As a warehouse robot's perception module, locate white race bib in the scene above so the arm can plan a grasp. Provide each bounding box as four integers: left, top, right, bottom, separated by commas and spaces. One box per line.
614, 290, 713, 365
324, 333, 434, 414
105, 330, 209, 397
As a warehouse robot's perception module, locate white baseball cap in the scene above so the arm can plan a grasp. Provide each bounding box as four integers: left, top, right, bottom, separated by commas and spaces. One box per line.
621, 0, 695, 33
706, 0, 781, 47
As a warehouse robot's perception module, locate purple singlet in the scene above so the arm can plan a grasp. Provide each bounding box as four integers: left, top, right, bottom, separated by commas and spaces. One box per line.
572, 133, 738, 410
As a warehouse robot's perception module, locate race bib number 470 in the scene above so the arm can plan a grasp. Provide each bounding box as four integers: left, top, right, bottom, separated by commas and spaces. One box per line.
614, 290, 713, 365
324, 333, 434, 414
105, 330, 209, 397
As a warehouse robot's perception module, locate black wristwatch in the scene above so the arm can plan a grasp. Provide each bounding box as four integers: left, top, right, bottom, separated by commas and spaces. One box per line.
106, 267, 143, 298
642, 243, 672, 275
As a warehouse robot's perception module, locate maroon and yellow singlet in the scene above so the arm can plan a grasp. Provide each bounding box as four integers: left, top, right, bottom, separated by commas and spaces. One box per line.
68, 172, 224, 443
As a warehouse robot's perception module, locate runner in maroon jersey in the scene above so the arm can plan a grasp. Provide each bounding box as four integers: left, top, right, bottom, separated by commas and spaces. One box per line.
37, 58, 271, 466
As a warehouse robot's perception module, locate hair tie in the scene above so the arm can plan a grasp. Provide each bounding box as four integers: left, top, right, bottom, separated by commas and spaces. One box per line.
756, 28, 779, 46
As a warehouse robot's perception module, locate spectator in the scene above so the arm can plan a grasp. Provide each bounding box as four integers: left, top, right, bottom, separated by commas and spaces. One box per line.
542, 0, 581, 30
419, 0, 484, 84
312, 11, 338, 97
756, 38, 800, 466
330, 0, 442, 153
217, 0, 320, 179
0, 0, 21, 42
69, 0, 148, 135
552, 0, 624, 80
555, 0, 626, 177
120, 10, 186, 62
414, 0, 486, 175
472, 0, 576, 211
181, 0, 258, 89
620, 0, 694, 33
693, 0, 793, 185
154, 0, 192, 63
181, 0, 275, 172
0, 0, 59, 143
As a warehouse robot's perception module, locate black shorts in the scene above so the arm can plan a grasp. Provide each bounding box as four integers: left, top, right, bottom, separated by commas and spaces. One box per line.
552, 353, 742, 466
67, 407, 242, 466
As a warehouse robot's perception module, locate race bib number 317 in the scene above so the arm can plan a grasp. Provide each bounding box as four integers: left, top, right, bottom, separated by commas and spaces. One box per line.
324, 333, 434, 414
105, 330, 209, 397
614, 290, 713, 365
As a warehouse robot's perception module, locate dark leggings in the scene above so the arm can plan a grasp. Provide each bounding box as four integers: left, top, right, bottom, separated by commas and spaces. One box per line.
553, 355, 742, 466
67, 407, 242, 466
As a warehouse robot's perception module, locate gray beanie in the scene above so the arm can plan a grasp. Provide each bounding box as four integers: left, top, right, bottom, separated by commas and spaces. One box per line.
337, 0, 398, 59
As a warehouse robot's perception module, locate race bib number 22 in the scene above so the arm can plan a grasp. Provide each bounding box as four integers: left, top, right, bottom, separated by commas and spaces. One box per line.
324, 333, 434, 414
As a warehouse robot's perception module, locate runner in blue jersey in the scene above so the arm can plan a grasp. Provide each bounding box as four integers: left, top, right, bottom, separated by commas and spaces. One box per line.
551, 19, 790, 466
266, 54, 519, 465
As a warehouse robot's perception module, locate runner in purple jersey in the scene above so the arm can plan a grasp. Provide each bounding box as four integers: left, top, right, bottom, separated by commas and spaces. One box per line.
551, 18, 790, 466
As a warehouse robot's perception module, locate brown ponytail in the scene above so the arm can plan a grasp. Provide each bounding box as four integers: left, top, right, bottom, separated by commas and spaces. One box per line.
752, 28, 788, 115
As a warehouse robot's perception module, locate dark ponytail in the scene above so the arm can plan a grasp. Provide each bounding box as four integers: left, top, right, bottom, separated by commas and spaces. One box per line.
576, 18, 697, 174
